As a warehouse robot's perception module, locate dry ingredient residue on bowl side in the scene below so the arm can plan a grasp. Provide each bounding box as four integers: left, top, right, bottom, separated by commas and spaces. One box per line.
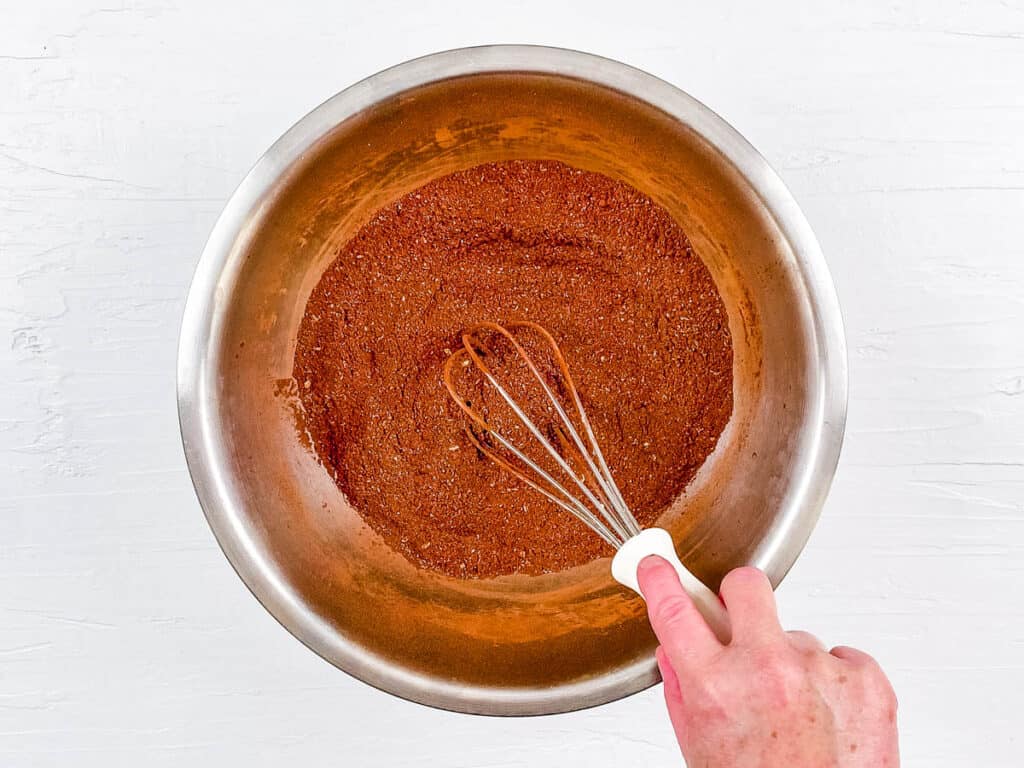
293, 160, 733, 578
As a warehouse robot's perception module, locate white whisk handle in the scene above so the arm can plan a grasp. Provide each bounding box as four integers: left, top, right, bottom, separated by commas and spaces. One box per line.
611, 528, 732, 644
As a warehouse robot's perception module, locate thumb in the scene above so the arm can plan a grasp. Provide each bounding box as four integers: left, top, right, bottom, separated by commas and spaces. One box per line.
637, 556, 722, 670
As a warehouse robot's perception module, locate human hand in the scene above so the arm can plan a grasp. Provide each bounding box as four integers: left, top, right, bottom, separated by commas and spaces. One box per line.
638, 558, 899, 767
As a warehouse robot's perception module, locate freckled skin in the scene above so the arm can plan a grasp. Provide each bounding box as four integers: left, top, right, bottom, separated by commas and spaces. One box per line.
640, 562, 900, 767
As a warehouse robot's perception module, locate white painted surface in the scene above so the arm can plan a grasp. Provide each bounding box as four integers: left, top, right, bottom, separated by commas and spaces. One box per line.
2, 0, 1022, 764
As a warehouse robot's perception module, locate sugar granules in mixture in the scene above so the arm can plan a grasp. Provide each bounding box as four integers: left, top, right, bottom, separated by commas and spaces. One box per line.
293, 160, 733, 578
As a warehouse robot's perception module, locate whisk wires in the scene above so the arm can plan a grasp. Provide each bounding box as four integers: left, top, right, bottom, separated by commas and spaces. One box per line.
442, 321, 643, 549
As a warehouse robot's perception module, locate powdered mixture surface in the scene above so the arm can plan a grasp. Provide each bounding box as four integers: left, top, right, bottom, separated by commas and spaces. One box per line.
294, 160, 732, 578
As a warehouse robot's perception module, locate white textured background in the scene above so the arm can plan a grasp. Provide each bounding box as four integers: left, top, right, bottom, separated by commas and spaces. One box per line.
2, 1, 1023, 765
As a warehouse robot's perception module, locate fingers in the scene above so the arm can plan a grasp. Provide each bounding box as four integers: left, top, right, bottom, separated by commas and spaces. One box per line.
830, 645, 879, 667
787, 630, 826, 654
719, 567, 782, 644
831, 646, 899, 712
657, 646, 684, 711
656, 645, 688, 748
638, 556, 721, 667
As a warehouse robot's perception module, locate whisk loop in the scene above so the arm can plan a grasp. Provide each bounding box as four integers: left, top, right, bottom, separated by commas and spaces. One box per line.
443, 321, 642, 549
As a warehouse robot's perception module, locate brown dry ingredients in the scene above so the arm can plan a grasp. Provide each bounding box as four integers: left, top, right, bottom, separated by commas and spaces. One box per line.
294, 160, 732, 578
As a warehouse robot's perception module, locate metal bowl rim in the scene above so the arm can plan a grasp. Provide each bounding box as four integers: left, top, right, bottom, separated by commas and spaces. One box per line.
176, 44, 849, 716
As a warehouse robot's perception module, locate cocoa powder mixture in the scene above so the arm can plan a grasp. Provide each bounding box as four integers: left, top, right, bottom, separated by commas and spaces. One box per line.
294, 160, 732, 578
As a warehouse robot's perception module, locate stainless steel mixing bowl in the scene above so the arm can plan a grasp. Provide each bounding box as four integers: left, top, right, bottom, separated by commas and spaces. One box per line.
177, 45, 847, 715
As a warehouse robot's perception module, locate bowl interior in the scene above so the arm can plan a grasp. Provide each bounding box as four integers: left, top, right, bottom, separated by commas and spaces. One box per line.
185, 67, 836, 714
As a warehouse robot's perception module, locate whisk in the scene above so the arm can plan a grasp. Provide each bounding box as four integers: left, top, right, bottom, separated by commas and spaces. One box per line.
443, 321, 731, 643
